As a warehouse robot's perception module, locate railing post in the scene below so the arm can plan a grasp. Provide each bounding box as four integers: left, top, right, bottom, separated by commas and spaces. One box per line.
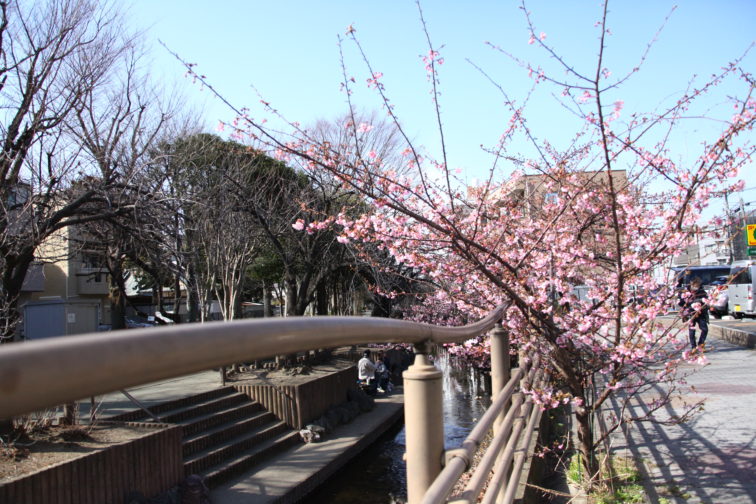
404, 340, 444, 504
490, 323, 510, 436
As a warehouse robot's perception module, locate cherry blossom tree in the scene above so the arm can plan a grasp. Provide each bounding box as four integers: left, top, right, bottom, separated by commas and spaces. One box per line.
178, 0, 754, 483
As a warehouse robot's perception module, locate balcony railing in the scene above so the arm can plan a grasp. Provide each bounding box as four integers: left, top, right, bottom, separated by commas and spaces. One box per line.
0, 304, 542, 503
75, 266, 109, 295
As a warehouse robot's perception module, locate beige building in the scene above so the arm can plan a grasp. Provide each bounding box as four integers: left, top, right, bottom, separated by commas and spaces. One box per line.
5, 182, 110, 338
468, 169, 632, 287
499, 169, 629, 214
22, 224, 111, 334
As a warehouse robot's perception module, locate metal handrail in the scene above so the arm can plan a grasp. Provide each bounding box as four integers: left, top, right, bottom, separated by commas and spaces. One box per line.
499, 391, 543, 504
482, 367, 545, 504
433, 362, 544, 504
0, 302, 548, 504
423, 366, 528, 503
0, 304, 506, 419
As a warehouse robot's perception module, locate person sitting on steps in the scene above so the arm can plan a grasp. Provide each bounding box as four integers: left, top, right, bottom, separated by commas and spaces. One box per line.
375, 350, 392, 393
358, 350, 378, 395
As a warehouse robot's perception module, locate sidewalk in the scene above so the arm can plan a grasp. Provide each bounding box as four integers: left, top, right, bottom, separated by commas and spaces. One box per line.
610, 326, 756, 503
78, 369, 223, 420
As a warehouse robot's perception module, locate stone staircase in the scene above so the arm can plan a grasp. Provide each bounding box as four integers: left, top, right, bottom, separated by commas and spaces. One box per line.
108, 387, 301, 488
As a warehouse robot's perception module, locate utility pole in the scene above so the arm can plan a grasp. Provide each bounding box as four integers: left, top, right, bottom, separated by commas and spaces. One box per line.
738, 198, 755, 259
740, 197, 747, 228
724, 192, 734, 263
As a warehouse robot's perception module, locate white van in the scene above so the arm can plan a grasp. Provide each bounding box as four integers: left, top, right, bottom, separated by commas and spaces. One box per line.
728, 260, 756, 318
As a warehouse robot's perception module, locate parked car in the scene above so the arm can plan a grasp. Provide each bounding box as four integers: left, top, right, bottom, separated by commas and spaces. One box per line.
728, 260, 756, 319
125, 317, 157, 329
708, 279, 729, 318
671, 267, 731, 316
671, 265, 731, 290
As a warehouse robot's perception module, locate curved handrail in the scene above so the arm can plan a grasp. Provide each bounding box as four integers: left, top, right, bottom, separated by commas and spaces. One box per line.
0, 304, 507, 419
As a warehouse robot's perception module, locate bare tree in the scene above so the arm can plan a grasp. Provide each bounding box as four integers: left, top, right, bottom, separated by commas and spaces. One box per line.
232, 161, 353, 317
194, 165, 263, 322
0, 0, 133, 340
304, 113, 421, 317
67, 44, 172, 329
146, 133, 271, 322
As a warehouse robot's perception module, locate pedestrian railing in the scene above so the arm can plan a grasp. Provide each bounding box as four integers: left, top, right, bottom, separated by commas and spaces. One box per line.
0, 305, 543, 503
423, 356, 544, 504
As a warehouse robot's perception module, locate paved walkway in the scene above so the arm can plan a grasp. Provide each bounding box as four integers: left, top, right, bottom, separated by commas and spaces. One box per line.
77, 369, 223, 420
610, 321, 756, 503
712, 317, 756, 335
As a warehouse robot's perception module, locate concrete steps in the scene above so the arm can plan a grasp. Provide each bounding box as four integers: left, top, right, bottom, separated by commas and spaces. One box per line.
182, 410, 275, 455
187, 424, 301, 488
108, 386, 237, 422
107, 386, 300, 488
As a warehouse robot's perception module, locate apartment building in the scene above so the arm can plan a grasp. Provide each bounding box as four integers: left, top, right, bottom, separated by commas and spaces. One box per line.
21, 224, 111, 339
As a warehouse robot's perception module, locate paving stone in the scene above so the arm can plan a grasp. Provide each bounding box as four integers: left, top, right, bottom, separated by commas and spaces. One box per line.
611, 324, 756, 503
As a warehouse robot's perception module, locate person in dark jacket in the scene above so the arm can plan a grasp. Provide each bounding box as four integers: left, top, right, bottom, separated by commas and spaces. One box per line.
678, 276, 709, 351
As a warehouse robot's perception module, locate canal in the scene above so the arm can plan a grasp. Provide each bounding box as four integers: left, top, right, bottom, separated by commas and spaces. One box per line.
304, 351, 491, 503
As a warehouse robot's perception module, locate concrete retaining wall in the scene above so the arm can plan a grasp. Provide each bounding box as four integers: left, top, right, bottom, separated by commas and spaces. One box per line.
233, 366, 358, 429
709, 323, 756, 348
0, 423, 183, 504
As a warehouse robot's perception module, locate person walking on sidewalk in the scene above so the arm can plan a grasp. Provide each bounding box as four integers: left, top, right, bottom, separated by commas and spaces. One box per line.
678, 276, 709, 351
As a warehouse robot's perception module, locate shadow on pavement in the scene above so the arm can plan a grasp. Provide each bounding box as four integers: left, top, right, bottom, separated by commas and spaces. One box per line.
609, 365, 756, 504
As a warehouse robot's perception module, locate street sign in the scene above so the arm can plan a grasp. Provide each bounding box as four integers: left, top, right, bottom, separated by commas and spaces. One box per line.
748, 224, 756, 246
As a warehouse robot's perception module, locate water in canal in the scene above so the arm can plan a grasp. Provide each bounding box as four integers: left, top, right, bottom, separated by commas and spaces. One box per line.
304, 351, 491, 503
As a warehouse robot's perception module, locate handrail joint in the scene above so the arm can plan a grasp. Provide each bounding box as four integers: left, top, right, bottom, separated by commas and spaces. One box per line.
444, 447, 471, 471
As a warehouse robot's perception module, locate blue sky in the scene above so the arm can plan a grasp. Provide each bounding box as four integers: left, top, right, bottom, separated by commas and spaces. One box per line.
130, 0, 755, 217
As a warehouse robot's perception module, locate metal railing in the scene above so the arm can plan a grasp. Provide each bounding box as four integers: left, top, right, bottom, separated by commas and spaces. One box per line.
0, 304, 543, 503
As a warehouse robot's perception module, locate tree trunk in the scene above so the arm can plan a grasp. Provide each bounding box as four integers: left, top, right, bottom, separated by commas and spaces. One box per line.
285, 275, 298, 316
282, 274, 301, 366
353, 289, 362, 316
316, 280, 328, 315
263, 281, 273, 317
174, 272, 183, 321
332, 285, 340, 315
188, 267, 199, 323
575, 408, 599, 488
110, 285, 126, 330
108, 252, 127, 331
62, 403, 78, 425
151, 284, 158, 313
153, 283, 165, 315
1, 250, 34, 342
233, 275, 244, 319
